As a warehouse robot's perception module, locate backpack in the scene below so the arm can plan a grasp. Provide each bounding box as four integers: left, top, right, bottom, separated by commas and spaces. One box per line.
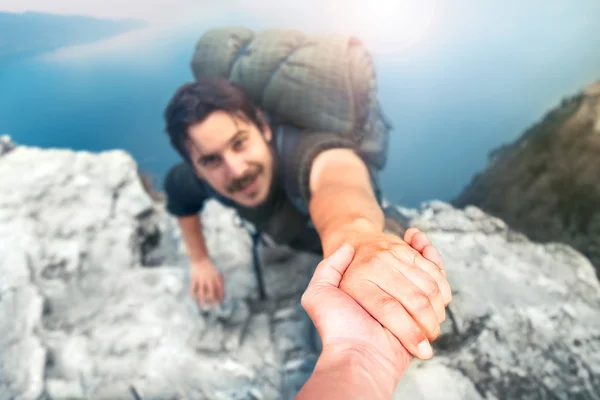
189, 29, 396, 299
190, 27, 393, 173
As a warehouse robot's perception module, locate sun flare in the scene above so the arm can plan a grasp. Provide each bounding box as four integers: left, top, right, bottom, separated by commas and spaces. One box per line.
323, 0, 438, 53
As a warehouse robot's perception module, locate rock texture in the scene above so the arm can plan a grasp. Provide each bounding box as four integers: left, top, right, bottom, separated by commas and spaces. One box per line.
393, 202, 600, 400
2, 142, 600, 399
454, 81, 600, 279
0, 143, 321, 400
0, 135, 15, 156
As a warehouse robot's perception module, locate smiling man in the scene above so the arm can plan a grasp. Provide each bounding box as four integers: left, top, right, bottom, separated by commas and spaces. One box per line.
163, 77, 451, 361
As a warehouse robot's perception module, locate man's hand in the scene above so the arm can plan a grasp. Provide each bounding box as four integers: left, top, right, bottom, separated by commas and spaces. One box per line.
298, 243, 409, 399
190, 259, 224, 306
338, 227, 451, 360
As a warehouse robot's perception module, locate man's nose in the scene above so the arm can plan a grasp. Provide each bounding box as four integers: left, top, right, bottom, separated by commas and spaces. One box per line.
225, 153, 247, 178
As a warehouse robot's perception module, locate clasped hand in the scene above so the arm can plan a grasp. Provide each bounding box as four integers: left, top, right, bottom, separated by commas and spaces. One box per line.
302, 228, 451, 379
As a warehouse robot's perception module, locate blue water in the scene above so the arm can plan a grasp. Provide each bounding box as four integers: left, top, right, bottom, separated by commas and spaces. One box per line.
2, 2, 600, 208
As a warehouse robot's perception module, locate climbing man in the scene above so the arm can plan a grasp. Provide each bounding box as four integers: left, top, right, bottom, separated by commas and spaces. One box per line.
162, 75, 451, 361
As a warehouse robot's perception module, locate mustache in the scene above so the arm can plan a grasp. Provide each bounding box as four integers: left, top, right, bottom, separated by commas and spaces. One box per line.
227, 164, 264, 193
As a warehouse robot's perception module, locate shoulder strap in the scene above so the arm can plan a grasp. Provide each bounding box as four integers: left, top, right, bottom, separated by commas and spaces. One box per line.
275, 124, 311, 216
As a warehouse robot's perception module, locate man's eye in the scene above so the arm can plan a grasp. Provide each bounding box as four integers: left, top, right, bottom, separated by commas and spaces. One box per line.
201, 157, 221, 168
233, 138, 246, 151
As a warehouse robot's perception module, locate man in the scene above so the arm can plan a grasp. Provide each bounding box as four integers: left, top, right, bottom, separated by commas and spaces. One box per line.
163, 77, 452, 361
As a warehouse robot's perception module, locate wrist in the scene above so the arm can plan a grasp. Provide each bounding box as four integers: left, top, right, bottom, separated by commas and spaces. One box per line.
190, 257, 213, 269
320, 217, 381, 257
315, 342, 400, 399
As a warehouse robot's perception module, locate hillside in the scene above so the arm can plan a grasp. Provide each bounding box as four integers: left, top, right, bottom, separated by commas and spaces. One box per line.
455, 81, 600, 278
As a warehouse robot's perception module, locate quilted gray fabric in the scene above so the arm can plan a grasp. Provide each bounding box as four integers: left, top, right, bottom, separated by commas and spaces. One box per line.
190, 27, 391, 169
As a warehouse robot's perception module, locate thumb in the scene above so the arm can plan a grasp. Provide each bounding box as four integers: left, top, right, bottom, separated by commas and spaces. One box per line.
309, 243, 355, 288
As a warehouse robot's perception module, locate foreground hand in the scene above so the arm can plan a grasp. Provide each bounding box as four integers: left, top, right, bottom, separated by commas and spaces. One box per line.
338, 227, 452, 360
190, 259, 224, 306
301, 243, 410, 391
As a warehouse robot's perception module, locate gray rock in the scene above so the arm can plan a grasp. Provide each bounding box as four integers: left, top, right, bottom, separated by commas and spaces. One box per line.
393, 203, 600, 399
0, 135, 15, 156
2, 144, 600, 400
0, 235, 46, 400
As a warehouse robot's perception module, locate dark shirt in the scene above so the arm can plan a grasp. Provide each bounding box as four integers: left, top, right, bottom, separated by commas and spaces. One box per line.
164, 126, 362, 254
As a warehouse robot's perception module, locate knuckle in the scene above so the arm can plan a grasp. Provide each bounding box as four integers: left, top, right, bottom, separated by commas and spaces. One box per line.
362, 251, 388, 267
424, 279, 441, 298
407, 290, 431, 310
377, 295, 401, 314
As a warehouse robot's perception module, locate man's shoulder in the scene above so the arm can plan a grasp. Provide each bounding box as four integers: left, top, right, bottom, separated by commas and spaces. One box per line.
163, 162, 212, 199
163, 162, 213, 216
274, 124, 357, 213
165, 162, 200, 187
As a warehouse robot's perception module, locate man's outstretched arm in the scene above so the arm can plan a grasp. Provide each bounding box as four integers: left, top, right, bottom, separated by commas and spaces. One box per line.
308, 148, 452, 361
308, 148, 385, 257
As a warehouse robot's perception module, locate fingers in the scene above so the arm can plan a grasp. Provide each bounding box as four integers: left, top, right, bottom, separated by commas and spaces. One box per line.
197, 280, 206, 305
190, 279, 199, 303
205, 281, 216, 305
352, 252, 441, 343
409, 231, 431, 253
403, 227, 420, 244
346, 278, 434, 360
216, 273, 225, 304
309, 243, 355, 288
423, 244, 447, 277
388, 245, 446, 323
414, 252, 452, 309
405, 228, 448, 278
406, 230, 451, 305
191, 268, 226, 307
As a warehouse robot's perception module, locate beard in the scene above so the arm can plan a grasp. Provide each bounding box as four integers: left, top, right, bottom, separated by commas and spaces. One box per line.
226, 163, 264, 194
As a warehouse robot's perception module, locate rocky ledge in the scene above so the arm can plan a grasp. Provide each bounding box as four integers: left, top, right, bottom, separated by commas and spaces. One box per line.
1, 140, 599, 399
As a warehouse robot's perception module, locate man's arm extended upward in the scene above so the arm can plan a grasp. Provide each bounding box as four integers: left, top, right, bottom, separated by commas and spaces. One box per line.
308, 148, 453, 364
308, 148, 385, 258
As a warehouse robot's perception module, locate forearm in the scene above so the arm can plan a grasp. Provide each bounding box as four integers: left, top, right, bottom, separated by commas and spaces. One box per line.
310, 185, 385, 258
296, 344, 398, 400
177, 214, 210, 263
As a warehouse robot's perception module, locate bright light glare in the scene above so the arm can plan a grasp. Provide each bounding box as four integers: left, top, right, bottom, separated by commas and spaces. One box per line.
323, 0, 438, 54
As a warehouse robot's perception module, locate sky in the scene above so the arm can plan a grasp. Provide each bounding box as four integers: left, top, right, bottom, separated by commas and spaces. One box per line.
2, 0, 599, 206
0, 0, 440, 55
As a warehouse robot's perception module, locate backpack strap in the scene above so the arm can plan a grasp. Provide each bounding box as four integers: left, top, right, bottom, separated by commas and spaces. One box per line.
275, 124, 311, 216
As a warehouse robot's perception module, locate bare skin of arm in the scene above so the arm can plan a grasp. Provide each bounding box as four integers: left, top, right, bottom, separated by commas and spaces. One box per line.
177, 214, 224, 305
308, 149, 452, 361
296, 344, 397, 400
309, 148, 385, 258
178, 214, 211, 262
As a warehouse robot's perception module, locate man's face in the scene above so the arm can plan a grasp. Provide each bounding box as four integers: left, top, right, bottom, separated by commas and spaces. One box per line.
186, 110, 274, 208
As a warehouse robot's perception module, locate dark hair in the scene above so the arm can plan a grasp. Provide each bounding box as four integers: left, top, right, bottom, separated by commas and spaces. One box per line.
163, 77, 263, 163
